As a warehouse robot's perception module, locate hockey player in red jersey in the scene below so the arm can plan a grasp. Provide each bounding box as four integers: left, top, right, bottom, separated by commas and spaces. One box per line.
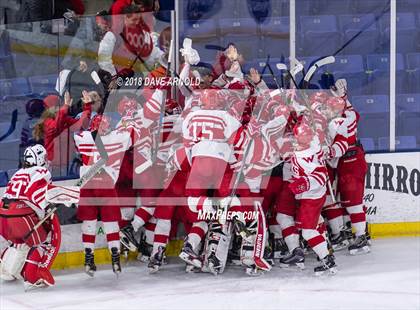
277, 120, 337, 275
328, 79, 370, 255
74, 114, 132, 276
0, 144, 61, 290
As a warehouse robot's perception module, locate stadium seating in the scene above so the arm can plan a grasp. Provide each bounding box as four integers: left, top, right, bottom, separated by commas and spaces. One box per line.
309, 0, 353, 16
366, 53, 405, 94
0, 139, 20, 171
260, 16, 289, 35
299, 15, 341, 56
406, 53, 420, 93
0, 55, 16, 79
219, 18, 258, 36
260, 16, 290, 59
338, 14, 379, 55
323, 55, 366, 95
353, 0, 390, 14
359, 137, 375, 152
397, 93, 420, 141
0, 77, 33, 100
382, 13, 418, 53
187, 36, 222, 63
0, 170, 8, 187
182, 19, 218, 38
378, 136, 417, 150
29, 74, 58, 96
352, 95, 389, 139
222, 35, 264, 60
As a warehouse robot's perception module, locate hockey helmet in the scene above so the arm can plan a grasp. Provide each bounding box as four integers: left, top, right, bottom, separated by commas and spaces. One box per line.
200, 89, 224, 110
24, 144, 48, 168
326, 96, 346, 115
309, 91, 329, 109
293, 120, 314, 146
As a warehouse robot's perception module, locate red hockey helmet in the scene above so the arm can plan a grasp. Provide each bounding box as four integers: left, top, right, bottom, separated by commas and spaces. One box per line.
200, 89, 223, 110
293, 120, 314, 146
118, 97, 138, 116
89, 114, 111, 135
325, 96, 346, 115
309, 91, 329, 109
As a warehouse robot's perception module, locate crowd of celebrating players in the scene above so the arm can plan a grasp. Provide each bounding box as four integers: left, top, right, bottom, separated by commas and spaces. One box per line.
0, 2, 371, 290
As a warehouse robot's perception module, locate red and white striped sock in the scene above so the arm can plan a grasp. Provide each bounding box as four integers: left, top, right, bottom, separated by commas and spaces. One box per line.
187, 221, 208, 251
301, 228, 329, 259
132, 206, 154, 231
81, 220, 97, 250
277, 213, 299, 251
324, 205, 345, 235
152, 218, 171, 254
103, 221, 120, 250
144, 217, 157, 245
346, 204, 366, 236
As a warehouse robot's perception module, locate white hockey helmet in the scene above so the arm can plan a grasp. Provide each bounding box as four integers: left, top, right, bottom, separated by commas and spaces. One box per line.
23, 144, 48, 168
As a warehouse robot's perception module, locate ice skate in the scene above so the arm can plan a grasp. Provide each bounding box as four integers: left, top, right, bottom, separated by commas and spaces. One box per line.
348, 235, 371, 255
84, 248, 96, 277
272, 238, 289, 259
279, 247, 305, 269
330, 231, 350, 251
207, 252, 222, 275
111, 247, 121, 275
179, 241, 202, 268
138, 238, 153, 263
120, 225, 139, 252
148, 246, 165, 274
314, 254, 337, 276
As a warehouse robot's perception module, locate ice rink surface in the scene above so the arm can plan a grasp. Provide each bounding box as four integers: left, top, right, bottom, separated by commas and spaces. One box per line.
1, 237, 419, 310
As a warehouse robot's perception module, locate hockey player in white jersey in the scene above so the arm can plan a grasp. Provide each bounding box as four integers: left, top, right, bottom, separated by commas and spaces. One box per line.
0, 144, 61, 290
74, 114, 132, 276
277, 119, 338, 275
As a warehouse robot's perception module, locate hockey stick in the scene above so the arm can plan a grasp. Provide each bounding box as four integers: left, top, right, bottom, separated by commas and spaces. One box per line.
222, 89, 280, 224
75, 130, 108, 187
23, 205, 58, 242
263, 55, 283, 91
0, 109, 18, 142
301, 56, 336, 89
149, 39, 174, 164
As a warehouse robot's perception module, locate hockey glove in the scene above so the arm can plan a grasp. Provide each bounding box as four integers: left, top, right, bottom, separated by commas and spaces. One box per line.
288, 177, 309, 195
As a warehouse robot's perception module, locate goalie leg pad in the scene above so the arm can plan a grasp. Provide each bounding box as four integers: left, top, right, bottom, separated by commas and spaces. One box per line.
0, 244, 30, 280
203, 222, 232, 274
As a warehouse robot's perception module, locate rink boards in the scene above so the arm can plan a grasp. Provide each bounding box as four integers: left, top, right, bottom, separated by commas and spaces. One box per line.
1, 151, 419, 269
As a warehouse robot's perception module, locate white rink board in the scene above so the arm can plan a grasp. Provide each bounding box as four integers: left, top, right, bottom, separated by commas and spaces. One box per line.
364, 152, 420, 224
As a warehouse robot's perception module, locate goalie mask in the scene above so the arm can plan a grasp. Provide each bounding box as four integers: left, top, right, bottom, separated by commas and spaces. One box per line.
24, 144, 48, 168
89, 114, 111, 135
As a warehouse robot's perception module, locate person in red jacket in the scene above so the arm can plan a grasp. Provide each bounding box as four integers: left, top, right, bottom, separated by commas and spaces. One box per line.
32, 92, 92, 166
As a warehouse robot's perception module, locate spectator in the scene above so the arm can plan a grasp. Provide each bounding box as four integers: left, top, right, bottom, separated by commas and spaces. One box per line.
32, 92, 92, 163
17, 0, 52, 23
56, 58, 105, 111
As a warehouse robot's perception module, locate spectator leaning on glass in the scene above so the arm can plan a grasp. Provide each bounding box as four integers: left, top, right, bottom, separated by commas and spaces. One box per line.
32, 92, 92, 164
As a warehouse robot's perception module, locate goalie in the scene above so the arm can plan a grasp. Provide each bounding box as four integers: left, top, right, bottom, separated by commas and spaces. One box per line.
0, 144, 61, 290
